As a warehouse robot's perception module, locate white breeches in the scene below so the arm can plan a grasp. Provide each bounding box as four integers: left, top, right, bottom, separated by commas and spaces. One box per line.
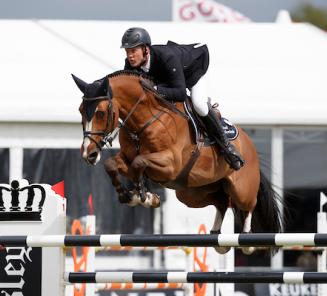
190, 73, 210, 116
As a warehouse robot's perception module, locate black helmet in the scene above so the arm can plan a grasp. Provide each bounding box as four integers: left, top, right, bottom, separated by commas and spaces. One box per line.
121, 27, 151, 49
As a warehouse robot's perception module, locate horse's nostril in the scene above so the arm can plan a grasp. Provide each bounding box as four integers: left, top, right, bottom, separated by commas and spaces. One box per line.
88, 152, 98, 162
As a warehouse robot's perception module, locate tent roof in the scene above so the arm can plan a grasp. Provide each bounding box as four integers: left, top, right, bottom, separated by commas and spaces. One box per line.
1, 20, 326, 125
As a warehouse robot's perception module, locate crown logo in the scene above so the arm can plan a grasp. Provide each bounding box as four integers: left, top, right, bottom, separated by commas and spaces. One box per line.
0, 180, 46, 221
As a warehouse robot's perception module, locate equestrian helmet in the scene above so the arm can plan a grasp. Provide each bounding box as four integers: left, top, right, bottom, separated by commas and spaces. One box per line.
121, 27, 151, 48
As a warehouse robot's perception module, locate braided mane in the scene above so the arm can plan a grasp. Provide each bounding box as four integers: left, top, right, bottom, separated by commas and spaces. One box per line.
107, 70, 153, 81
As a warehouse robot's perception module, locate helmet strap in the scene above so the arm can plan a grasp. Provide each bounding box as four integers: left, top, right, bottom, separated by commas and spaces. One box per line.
140, 46, 149, 67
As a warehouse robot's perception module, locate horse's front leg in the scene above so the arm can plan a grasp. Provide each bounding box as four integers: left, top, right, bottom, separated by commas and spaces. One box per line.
128, 155, 161, 208
128, 151, 177, 208
104, 153, 139, 207
130, 179, 161, 208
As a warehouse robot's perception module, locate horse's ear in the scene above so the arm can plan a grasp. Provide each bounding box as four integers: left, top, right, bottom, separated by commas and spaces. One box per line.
71, 74, 88, 94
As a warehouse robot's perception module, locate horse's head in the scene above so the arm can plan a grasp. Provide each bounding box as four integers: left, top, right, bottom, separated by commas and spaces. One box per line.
72, 74, 118, 165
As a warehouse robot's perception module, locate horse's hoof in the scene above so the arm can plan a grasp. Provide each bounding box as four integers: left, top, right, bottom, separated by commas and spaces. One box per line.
144, 192, 161, 208
118, 190, 133, 204
140, 190, 146, 203
210, 230, 230, 253
214, 246, 231, 254
210, 230, 221, 234
242, 246, 255, 255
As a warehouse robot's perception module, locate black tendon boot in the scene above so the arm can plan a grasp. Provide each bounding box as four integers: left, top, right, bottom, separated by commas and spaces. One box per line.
202, 109, 245, 170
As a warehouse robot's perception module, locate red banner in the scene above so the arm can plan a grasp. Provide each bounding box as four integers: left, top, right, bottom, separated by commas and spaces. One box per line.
172, 0, 251, 23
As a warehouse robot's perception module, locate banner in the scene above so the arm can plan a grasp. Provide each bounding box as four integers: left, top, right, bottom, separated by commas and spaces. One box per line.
0, 247, 42, 296
172, 0, 251, 22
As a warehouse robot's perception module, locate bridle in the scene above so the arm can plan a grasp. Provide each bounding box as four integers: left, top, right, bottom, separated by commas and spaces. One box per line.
81, 76, 188, 152
81, 80, 149, 151
82, 95, 116, 150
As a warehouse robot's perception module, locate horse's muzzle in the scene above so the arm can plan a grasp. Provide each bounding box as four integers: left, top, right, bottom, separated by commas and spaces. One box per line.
87, 151, 99, 165
82, 146, 101, 165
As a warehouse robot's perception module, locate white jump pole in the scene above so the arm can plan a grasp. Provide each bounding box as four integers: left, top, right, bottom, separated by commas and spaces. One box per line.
85, 215, 96, 296
84, 214, 193, 296
318, 192, 327, 296
218, 206, 235, 296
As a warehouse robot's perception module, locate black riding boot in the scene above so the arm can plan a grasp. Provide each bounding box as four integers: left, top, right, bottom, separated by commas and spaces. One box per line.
202, 109, 245, 170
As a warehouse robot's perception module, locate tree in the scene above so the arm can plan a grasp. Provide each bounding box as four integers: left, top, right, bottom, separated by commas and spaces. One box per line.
291, 3, 327, 31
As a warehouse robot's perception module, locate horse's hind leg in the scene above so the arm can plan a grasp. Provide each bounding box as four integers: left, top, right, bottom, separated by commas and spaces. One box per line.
209, 193, 233, 254
226, 169, 260, 255
241, 211, 256, 255
211, 207, 233, 254
226, 181, 257, 255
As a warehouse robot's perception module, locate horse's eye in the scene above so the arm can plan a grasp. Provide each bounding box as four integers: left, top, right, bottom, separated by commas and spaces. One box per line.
96, 111, 105, 119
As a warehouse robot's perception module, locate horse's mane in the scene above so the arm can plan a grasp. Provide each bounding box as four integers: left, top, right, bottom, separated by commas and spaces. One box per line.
107, 70, 153, 82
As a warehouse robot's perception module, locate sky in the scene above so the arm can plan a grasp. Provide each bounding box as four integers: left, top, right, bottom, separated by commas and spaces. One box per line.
0, 0, 326, 22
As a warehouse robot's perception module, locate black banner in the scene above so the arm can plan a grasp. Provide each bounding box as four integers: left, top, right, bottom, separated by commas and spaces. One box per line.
0, 247, 41, 296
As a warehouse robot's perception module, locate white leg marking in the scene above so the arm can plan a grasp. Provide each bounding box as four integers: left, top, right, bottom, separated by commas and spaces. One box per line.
141, 192, 160, 208
212, 208, 231, 254
128, 193, 141, 207
243, 212, 252, 233
242, 211, 255, 255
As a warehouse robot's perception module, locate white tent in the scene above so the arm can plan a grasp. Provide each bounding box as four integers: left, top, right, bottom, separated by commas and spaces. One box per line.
1, 19, 327, 125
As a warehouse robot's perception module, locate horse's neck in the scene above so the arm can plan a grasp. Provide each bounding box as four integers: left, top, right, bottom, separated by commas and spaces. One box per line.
111, 76, 153, 128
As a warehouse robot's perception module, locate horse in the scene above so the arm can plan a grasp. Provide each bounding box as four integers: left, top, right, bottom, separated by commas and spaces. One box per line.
72, 70, 283, 255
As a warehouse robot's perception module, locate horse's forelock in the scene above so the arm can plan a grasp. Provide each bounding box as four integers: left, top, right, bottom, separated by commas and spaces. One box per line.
83, 100, 99, 122
81, 77, 109, 121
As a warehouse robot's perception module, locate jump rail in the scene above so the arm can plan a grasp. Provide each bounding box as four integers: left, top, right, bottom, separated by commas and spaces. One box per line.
2, 233, 327, 247
65, 271, 327, 284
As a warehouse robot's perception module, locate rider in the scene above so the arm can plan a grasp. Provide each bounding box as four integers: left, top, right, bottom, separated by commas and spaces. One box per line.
121, 27, 244, 170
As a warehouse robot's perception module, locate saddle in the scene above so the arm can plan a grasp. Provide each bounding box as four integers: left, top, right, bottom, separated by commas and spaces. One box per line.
139, 77, 238, 147
183, 97, 239, 147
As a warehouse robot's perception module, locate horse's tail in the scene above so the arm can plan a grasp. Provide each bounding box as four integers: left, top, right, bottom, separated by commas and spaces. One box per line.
251, 171, 284, 234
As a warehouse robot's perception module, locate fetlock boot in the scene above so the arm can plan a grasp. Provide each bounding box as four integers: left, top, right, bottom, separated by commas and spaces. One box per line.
202, 109, 245, 170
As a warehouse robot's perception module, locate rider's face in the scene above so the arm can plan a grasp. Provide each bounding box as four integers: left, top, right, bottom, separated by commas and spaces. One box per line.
125, 46, 145, 68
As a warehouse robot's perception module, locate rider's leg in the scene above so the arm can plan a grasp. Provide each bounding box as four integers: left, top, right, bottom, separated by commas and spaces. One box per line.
191, 75, 244, 170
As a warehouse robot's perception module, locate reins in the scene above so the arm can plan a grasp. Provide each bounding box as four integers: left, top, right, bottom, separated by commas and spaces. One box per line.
82, 74, 189, 151
82, 89, 159, 150
139, 76, 189, 120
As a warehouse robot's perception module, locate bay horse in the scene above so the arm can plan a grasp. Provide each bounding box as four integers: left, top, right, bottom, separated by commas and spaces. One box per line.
72, 70, 283, 254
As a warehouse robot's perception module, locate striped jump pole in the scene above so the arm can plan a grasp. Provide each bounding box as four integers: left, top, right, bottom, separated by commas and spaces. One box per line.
65, 271, 327, 284
2, 233, 327, 247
